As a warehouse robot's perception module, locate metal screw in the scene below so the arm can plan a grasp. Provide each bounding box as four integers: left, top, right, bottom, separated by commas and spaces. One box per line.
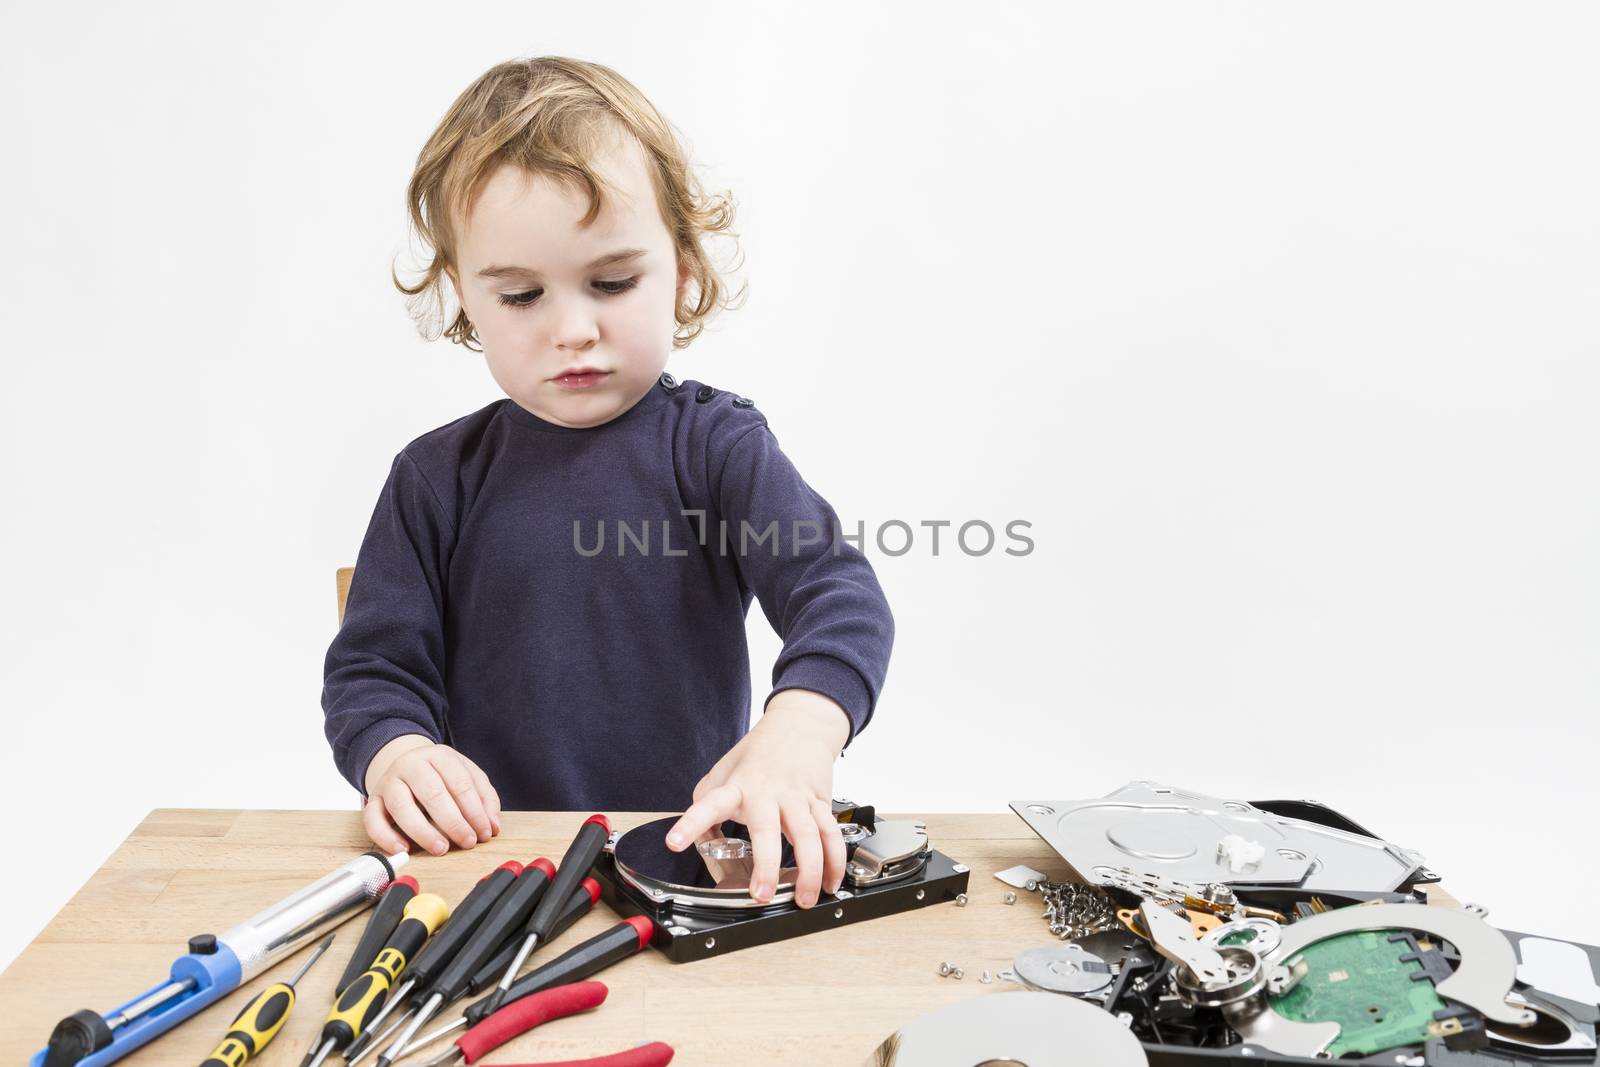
951, 967, 964, 980
704, 936, 716, 949
939, 961, 952, 976
1004, 891, 1017, 905
955, 893, 968, 907
980, 970, 993, 983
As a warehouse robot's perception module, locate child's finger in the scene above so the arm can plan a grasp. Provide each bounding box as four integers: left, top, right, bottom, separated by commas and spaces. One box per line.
383, 777, 450, 856
745, 801, 783, 904
405, 760, 479, 850
462, 757, 502, 833
363, 795, 409, 855
780, 797, 823, 908
811, 796, 847, 895
666, 782, 741, 851
427, 750, 494, 843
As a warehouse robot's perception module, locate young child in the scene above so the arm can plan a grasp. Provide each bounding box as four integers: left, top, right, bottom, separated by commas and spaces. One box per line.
322, 56, 894, 909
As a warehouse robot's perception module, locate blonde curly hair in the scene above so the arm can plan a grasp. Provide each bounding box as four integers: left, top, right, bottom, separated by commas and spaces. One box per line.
394, 56, 743, 352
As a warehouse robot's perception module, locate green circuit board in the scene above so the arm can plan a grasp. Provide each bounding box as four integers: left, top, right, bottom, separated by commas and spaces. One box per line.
1268, 929, 1450, 1057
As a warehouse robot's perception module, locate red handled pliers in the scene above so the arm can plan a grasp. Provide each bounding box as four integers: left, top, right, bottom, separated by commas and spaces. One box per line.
411, 981, 673, 1067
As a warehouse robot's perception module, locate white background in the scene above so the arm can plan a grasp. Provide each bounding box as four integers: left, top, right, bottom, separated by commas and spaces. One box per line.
3, 1, 1596, 975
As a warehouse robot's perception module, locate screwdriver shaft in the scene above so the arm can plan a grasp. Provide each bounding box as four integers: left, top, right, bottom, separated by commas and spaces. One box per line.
480, 933, 537, 1016
341, 980, 414, 1063
373, 991, 441, 1067
289, 935, 339, 987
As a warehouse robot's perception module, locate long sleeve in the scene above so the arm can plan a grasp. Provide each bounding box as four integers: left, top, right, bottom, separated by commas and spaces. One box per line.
322, 451, 455, 795
715, 425, 895, 744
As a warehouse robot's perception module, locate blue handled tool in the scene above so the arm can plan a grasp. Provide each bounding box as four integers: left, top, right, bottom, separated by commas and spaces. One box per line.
33, 850, 406, 1067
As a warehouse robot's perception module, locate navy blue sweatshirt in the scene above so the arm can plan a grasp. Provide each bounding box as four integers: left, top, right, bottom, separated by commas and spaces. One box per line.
321, 375, 895, 811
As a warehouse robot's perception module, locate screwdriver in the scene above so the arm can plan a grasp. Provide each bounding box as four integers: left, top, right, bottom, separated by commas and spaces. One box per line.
463, 879, 601, 998
479, 815, 611, 1018
396, 917, 654, 1060
301, 893, 449, 1067
373, 859, 556, 1067
347, 878, 597, 1067
343, 860, 525, 1063
336, 876, 419, 996
197, 934, 336, 1067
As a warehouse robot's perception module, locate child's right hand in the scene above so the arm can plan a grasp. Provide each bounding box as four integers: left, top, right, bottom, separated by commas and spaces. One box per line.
362, 735, 502, 856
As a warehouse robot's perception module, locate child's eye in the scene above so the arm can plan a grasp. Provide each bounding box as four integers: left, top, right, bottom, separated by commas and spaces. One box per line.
496, 278, 637, 310
499, 288, 542, 309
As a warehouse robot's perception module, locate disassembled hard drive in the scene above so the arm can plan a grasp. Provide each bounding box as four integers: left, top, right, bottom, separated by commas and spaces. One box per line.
985, 786, 1600, 1067
591, 800, 969, 963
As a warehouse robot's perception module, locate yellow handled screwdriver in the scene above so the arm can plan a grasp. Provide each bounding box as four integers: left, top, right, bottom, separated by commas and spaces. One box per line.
198, 933, 336, 1067
301, 894, 449, 1067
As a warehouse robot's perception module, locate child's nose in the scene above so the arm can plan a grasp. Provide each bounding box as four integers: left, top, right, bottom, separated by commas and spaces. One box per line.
548, 295, 600, 351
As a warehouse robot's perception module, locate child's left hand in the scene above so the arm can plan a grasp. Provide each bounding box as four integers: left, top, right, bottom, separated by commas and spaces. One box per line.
664, 689, 851, 909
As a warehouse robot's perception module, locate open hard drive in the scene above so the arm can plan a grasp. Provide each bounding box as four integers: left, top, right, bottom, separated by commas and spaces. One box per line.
987, 782, 1600, 1066
592, 799, 970, 962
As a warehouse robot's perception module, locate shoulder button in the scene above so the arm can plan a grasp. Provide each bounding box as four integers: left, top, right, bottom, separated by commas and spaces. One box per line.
658, 372, 678, 390
694, 385, 716, 403
732, 396, 755, 409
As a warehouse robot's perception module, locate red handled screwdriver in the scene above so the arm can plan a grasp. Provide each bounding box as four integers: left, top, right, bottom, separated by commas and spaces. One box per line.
462, 879, 601, 998
478, 815, 611, 1019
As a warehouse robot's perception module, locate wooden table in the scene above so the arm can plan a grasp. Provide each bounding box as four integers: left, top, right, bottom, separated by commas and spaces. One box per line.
0, 810, 1457, 1066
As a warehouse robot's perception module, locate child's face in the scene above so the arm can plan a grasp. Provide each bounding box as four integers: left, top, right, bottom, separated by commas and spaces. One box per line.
448, 134, 688, 429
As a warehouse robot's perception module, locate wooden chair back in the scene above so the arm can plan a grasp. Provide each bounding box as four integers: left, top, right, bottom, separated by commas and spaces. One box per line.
336, 567, 354, 624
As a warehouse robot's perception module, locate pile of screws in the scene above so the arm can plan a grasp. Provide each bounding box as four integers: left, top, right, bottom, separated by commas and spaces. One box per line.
1036, 878, 1118, 940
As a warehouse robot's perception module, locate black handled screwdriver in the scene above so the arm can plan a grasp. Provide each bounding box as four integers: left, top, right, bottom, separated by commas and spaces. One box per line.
197, 934, 336, 1067
463, 878, 601, 998
397, 916, 654, 1061
478, 815, 611, 1018
335, 876, 418, 996
300, 894, 449, 1067
372, 858, 555, 1067
359, 882, 596, 1066
344, 860, 524, 1064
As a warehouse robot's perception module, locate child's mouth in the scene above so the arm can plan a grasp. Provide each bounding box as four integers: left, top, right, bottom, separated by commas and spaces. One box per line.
551, 369, 612, 389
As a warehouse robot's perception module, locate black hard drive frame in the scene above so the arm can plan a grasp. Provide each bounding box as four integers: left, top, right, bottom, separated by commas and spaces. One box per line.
593, 847, 970, 963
